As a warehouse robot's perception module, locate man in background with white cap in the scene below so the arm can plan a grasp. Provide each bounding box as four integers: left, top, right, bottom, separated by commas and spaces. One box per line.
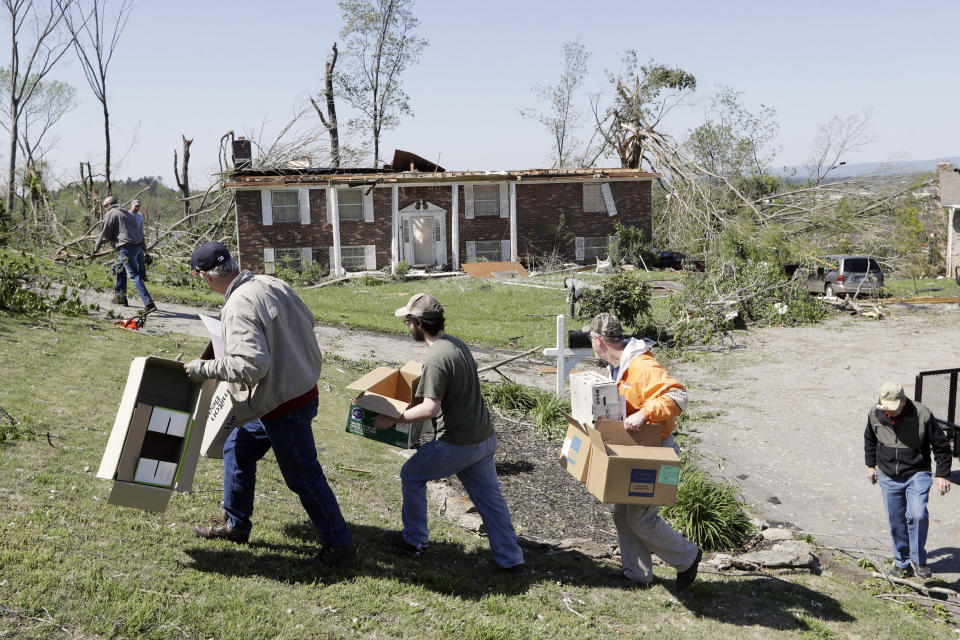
112, 199, 148, 302
93, 195, 155, 311
585, 312, 701, 591
184, 241, 355, 567
373, 293, 525, 575
865, 381, 952, 579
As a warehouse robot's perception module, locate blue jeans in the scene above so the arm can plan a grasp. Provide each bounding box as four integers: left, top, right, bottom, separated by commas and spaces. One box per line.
400, 433, 523, 568
877, 470, 932, 568
114, 245, 152, 306
221, 399, 353, 549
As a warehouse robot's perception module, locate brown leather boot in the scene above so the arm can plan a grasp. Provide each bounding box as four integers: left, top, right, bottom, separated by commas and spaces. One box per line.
193, 514, 249, 544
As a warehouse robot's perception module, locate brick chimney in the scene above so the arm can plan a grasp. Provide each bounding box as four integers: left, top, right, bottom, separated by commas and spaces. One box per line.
232, 137, 252, 169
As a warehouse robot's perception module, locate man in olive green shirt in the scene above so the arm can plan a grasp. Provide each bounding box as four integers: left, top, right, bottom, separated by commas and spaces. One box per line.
374, 293, 525, 574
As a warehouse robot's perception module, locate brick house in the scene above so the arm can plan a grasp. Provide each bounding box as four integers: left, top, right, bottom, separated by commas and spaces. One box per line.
222, 145, 657, 276
940, 162, 960, 275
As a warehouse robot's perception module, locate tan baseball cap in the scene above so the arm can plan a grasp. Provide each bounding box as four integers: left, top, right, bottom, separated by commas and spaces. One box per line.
394, 293, 443, 319
877, 382, 906, 411
583, 312, 623, 339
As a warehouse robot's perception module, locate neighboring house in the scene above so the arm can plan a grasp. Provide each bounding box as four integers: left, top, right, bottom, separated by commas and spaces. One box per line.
939, 162, 960, 275
222, 142, 657, 276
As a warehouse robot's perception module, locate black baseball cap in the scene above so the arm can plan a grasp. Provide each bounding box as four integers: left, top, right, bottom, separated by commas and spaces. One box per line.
191, 241, 231, 273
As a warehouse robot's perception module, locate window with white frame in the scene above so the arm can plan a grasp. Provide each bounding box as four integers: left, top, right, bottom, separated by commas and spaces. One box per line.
582, 183, 607, 213
274, 248, 304, 271
271, 190, 300, 223
582, 236, 613, 260
341, 245, 368, 270
475, 240, 502, 261
473, 184, 500, 216
338, 189, 364, 221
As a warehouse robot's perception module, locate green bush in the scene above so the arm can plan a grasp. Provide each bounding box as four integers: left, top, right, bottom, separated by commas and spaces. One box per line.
609, 222, 656, 269
662, 460, 754, 551
575, 272, 652, 333
393, 260, 410, 281
274, 261, 329, 287
482, 381, 570, 439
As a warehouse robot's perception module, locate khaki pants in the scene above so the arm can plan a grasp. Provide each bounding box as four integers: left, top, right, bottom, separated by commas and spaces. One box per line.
612, 436, 698, 583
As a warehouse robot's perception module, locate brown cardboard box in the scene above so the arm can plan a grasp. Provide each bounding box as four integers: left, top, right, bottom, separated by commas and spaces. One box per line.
559, 413, 680, 506
344, 361, 433, 448
97, 357, 216, 511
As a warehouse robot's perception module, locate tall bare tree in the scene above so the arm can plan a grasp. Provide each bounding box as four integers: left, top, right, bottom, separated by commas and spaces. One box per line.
173, 134, 191, 222
2, 0, 74, 222
63, 0, 133, 195
519, 40, 594, 168
0, 69, 77, 168
336, 0, 426, 167
310, 43, 341, 168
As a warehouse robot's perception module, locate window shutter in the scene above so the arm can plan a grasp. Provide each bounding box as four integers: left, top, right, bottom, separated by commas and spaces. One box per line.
575, 237, 585, 261
601, 183, 617, 217
363, 187, 374, 222
499, 239, 510, 261
263, 248, 275, 274
464, 184, 474, 219
298, 188, 311, 224
261, 190, 273, 226
365, 245, 376, 269
466, 241, 476, 261
301, 247, 313, 266
498, 182, 509, 218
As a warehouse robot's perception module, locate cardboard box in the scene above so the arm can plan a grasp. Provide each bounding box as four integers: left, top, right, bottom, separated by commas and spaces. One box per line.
569, 371, 620, 425
344, 361, 433, 448
200, 381, 243, 459
97, 357, 216, 511
558, 413, 680, 506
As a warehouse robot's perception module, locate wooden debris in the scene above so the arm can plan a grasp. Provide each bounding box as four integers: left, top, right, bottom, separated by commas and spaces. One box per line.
462, 261, 530, 278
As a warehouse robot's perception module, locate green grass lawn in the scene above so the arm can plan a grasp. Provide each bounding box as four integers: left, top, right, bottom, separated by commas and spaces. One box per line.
0, 313, 954, 639
882, 276, 959, 299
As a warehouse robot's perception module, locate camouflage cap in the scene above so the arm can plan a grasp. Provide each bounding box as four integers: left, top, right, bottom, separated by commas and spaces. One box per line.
583, 312, 623, 339
877, 381, 906, 411
394, 293, 444, 319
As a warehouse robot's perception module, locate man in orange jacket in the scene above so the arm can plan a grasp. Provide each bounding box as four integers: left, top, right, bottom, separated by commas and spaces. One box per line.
585, 312, 701, 591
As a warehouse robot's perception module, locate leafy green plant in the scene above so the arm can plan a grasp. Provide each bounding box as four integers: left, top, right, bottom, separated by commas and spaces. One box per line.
662, 460, 754, 551
0, 251, 91, 317
575, 272, 651, 332
608, 221, 655, 269
392, 260, 410, 281
482, 381, 570, 439
274, 261, 329, 286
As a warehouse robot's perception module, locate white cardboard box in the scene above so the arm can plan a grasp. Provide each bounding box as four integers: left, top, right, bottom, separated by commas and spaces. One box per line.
569, 371, 621, 425
97, 357, 216, 511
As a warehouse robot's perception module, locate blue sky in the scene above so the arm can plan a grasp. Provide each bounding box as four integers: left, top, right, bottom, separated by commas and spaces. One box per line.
15, 0, 960, 188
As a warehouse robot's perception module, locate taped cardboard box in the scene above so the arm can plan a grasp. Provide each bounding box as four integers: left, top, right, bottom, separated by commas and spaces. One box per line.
97, 356, 216, 512
559, 413, 680, 506
344, 361, 433, 448
569, 371, 620, 425
196, 319, 243, 459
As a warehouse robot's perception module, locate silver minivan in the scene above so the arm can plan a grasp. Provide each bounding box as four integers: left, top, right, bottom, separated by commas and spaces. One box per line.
806, 255, 884, 297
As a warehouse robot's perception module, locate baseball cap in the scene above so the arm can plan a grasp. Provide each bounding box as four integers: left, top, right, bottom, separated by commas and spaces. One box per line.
877, 382, 906, 411
394, 293, 443, 319
191, 241, 231, 273
583, 312, 623, 339
131, 199, 141, 206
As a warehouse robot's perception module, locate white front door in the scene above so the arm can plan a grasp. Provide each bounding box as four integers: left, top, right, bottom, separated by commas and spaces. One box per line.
411, 216, 435, 265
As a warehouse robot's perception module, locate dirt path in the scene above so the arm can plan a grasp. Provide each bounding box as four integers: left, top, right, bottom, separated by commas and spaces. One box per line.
670, 304, 960, 585
88, 291, 960, 584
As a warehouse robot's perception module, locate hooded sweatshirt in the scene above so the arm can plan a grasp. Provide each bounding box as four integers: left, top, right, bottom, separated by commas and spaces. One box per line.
611, 337, 689, 442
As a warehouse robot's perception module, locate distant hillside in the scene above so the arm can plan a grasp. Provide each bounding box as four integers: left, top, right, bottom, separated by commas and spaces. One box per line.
777, 156, 960, 181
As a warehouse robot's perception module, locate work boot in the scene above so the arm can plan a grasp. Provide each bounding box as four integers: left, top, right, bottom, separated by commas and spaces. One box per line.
473, 558, 528, 577
144, 302, 157, 313
318, 544, 357, 568
887, 564, 913, 579
675, 549, 702, 592
381, 529, 423, 557
113, 294, 128, 306
911, 563, 932, 579
193, 516, 249, 544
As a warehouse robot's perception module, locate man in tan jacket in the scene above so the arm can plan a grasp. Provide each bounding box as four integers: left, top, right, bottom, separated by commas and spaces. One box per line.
184, 241, 354, 567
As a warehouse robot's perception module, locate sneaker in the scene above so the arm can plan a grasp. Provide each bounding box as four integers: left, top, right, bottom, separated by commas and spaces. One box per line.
318, 544, 357, 568
606, 569, 652, 589
144, 302, 157, 313
382, 529, 423, 557
113, 294, 128, 306
193, 518, 249, 544
911, 563, 932, 579
886, 564, 913, 579
473, 559, 528, 577
675, 549, 702, 592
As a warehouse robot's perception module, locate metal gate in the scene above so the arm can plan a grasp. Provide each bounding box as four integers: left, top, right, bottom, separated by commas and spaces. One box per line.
914, 368, 960, 457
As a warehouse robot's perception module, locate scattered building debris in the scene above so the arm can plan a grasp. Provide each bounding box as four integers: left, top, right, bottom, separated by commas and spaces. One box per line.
462, 261, 529, 279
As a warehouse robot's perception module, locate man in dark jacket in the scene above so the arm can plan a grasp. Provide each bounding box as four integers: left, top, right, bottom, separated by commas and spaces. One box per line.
93, 195, 155, 311
864, 382, 952, 579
